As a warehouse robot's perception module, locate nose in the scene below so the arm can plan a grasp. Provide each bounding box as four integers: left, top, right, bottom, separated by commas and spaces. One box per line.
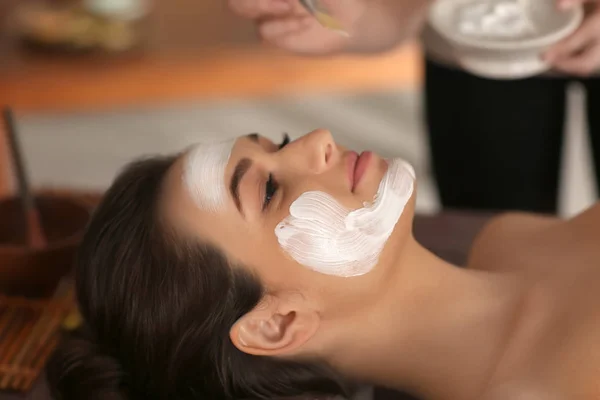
283, 129, 336, 174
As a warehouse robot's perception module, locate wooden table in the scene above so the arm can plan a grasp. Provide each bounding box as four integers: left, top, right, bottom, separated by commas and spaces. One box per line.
0, 210, 492, 400
0, 0, 421, 111
0, 0, 422, 196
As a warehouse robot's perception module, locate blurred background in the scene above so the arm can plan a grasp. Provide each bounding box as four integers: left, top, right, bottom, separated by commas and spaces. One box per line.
0, 0, 596, 217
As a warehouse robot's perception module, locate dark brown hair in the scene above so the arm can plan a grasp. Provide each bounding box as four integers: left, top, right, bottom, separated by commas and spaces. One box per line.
47, 156, 351, 399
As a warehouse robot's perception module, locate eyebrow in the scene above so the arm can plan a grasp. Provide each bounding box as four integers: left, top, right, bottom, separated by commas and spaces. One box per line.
230, 157, 252, 215
248, 133, 259, 143
229, 134, 262, 215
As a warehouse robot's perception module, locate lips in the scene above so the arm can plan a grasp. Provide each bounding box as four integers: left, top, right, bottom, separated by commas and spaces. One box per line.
347, 151, 373, 191
353, 151, 372, 190
347, 151, 359, 190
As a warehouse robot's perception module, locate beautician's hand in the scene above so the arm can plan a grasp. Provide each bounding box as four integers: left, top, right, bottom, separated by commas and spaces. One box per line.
545, 1, 600, 76
227, 0, 363, 55
228, 0, 432, 55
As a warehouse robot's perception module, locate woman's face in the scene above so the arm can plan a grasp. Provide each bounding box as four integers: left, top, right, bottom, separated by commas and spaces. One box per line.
162, 129, 416, 355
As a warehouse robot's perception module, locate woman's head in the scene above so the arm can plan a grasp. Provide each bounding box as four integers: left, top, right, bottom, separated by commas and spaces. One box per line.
48, 129, 416, 399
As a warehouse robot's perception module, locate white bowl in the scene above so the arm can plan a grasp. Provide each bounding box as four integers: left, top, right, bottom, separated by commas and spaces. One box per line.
428, 0, 583, 79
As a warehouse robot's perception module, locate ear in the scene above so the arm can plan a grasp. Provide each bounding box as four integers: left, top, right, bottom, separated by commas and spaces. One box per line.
229, 293, 320, 356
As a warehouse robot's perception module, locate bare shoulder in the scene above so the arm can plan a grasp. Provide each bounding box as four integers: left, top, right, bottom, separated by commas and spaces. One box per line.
466, 202, 600, 271
467, 211, 562, 271
479, 211, 560, 237
482, 382, 567, 400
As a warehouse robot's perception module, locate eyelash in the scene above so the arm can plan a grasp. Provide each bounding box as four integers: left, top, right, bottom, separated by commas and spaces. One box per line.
263, 134, 290, 211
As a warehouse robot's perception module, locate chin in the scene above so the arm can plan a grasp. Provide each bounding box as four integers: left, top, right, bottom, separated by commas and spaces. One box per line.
367, 154, 416, 194
383, 156, 418, 232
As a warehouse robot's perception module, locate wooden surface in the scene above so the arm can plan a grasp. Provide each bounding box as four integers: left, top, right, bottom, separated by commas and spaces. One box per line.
0, 209, 493, 400
0, 292, 74, 393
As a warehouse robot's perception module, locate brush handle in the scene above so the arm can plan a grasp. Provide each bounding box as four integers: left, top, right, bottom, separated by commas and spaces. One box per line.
2, 107, 46, 249
2, 108, 32, 208
298, 0, 348, 35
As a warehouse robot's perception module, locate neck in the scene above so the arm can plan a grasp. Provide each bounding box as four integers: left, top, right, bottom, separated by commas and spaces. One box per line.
325, 237, 526, 400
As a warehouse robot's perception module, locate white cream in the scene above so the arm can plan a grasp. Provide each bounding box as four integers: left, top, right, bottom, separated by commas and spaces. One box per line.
275, 158, 415, 277
183, 139, 235, 212
457, 1, 535, 39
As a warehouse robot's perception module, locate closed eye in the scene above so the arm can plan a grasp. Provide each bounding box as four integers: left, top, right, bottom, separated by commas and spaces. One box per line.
262, 134, 290, 211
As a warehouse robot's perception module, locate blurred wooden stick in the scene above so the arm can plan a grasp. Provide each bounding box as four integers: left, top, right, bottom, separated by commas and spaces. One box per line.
0, 108, 11, 197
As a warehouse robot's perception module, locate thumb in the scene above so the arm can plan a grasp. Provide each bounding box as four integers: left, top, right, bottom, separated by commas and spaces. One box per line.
259, 15, 312, 41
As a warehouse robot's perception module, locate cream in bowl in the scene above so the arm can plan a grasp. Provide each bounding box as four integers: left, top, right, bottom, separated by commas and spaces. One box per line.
428, 0, 584, 79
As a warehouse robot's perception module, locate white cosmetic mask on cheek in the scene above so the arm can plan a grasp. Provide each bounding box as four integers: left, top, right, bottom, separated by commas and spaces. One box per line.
275, 158, 415, 277
182, 139, 235, 212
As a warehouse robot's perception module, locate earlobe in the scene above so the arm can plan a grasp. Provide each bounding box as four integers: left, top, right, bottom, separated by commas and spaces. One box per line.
229, 295, 320, 357
235, 312, 298, 351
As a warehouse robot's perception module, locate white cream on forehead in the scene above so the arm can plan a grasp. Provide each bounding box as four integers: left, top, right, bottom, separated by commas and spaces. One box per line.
182, 138, 235, 212
275, 158, 415, 277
